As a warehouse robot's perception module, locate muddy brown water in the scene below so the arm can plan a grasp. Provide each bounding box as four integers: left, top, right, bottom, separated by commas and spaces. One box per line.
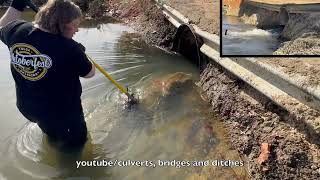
0, 10, 248, 179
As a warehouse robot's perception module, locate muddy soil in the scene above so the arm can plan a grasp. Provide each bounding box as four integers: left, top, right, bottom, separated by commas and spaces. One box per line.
104, 0, 176, 49
273, 13, 320, 55
95, 0, 320, 179
261, 59, 320, 87
274, 32, 320, 55
164, 0, 219, 35
199, 62, 320, 179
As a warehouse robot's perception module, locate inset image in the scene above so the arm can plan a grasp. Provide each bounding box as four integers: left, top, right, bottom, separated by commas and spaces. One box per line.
221, 0, 320, 56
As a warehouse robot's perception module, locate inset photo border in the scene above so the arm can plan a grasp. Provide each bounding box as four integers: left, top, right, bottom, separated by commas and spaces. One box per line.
220, 0, 320, 57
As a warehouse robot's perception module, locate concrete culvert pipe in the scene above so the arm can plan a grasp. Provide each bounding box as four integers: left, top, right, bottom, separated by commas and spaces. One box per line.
172, 24, 205, 71
279, 6, 289, 25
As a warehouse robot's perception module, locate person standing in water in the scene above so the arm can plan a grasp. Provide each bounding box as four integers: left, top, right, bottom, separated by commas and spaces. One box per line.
0, 0, 95, 147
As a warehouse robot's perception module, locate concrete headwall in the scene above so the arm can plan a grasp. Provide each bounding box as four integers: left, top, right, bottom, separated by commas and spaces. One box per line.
239, 2, 280, 29
223, 0, 243, 16
223, 0, 286, 27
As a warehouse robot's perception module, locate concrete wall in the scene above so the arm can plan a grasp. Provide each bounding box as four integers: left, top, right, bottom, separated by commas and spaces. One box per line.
223, 0, 243, 16
239, 2, 280, 29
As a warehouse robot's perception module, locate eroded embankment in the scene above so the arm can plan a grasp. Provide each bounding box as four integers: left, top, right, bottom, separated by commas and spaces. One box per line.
200, 62, 320, 179
274, 13, 320, 55
105, 0, 177, 48
231, 1, 320, 55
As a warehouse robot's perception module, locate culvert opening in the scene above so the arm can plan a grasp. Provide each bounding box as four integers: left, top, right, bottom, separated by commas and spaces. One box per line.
172, 24, 207, 71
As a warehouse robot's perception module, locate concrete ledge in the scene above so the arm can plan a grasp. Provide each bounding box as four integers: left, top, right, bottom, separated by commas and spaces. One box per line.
234, 59, 320, 111
201, 45, 303, 110
247, 0, 320, 13
250, 60, 320, 105
162, 11, 181, 28
193, 26, 220, 51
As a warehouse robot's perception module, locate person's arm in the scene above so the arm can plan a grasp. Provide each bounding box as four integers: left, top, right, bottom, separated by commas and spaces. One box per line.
0, 7, 22, 28
76, 42, 96, 78
0, 0, 28, 28
83, 62, 95, 78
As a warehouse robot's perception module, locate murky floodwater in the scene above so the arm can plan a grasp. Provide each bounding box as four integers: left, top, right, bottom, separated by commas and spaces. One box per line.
222, 16, 282, 55
0, 10, 248, 179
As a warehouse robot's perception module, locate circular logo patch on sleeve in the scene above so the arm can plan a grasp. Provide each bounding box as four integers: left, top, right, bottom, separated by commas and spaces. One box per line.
10, 43, 52, 81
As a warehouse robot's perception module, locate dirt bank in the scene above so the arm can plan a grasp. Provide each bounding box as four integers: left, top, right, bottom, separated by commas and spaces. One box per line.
199, 62, 320, 179
164, 0, 219, 35
223, 0, 243, 16
104, 0, 176, 49
261, 59, 320, 87
274, 13, 320, 55
273, 32, 320, 55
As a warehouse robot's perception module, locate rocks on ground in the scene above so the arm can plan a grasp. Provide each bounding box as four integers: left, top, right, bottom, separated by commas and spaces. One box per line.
274, 32, 320, 55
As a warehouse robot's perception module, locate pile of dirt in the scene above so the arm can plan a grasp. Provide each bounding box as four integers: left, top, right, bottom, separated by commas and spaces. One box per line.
261, 59, 320, 87
199, 62, 320, 179
272, 13, 320, 55
164, 0, 219, 35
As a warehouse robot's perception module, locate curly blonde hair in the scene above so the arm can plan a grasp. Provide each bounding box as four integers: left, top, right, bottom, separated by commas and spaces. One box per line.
34, 0, 82, 35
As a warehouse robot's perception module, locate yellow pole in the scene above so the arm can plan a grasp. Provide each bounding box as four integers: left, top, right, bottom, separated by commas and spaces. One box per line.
86, 55, 129, 96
